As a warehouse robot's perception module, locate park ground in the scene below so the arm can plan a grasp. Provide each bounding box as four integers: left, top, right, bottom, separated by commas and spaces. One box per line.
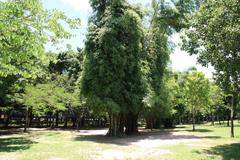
0, 122, 240, 160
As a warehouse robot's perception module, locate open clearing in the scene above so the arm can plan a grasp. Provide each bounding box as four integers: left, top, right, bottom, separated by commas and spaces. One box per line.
0, 123, 240, 160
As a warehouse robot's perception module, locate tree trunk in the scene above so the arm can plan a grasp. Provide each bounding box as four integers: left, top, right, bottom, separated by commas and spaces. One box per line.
192, 107, 195, 131
49, 113, 53, 127
24, 107, 30, 132
72, 119, 76, 128
55, 112, 59, 127
227, 114, 230, 127
151, 117, 154, 130
217, 115, 221, 125
188, 113, 191, 124
76, 117, 80, 129
145, 116, 153, 130
4, 113, 10, 128
125, 113, 138, 135
179, 116, 182, 125
76, 113, 82, 130
230, 96, 234, 138
64, 116, 68, 128
211, 111, 214, 125
107, 113, 121, 136
119, 114, 125, 134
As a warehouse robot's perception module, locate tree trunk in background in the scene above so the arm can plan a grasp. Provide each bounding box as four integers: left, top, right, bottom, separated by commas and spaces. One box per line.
145, 116, 153, 130
24, 108, 30, 132
76, 117, 80, 129
211, 111, 214, 125
29, 110, 33, 127
4, 112, 10, 128
49, 113, 54, 128
72, 117, 76, 128
192, 107, 195, 131
188, 113, 191, 124
230, 96, 234, 138
107, 112, 139, 136
179, 116, 182, 125
119, 114, 125, 134
81, 116, 85, 128
55, 112, 59, 127
227, 114, 230, 127
64, 114, 68, 128
125, 113, 138, 135
37, 117, 41, 127
76, 113, 82, 130
217, 115, 221, 125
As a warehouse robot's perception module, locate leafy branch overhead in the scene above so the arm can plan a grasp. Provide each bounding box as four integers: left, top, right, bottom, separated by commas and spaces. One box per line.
0, 0, 80, 78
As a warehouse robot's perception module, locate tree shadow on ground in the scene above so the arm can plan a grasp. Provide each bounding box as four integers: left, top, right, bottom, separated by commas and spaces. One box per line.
175, 126, 187, 129
186, 129, 213, 133
74, 130, 221, 146
0, 128, 25, 136
201, 143, 240, 160
0, 137, 36, 152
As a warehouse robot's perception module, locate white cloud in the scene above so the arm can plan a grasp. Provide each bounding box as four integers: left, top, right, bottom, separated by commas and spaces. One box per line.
61, 0, 91, 12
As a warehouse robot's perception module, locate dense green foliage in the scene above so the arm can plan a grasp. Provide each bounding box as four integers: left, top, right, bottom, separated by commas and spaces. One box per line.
182, 0, 240, 136
0, 0, 80, 78
0, 0, 80, 125
183, 71, 210, 131
81, 0, 145, 135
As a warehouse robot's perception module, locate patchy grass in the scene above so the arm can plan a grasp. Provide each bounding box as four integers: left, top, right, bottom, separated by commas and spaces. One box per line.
158, 122, 240, 160
0, 122, 240, 160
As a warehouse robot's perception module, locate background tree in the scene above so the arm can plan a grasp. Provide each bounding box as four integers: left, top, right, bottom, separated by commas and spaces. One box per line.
22, 75, 80, 132
182, 0, 240, 137
0, 0, 80, 126
0, 0, 80, 78
183, 71, 210, 131
207, 83, 225, 125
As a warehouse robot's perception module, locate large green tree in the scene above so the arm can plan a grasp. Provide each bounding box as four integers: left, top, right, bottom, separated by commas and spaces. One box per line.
142, 0, 170, 129
142, 0, 199, 129
80, 0, 145, 136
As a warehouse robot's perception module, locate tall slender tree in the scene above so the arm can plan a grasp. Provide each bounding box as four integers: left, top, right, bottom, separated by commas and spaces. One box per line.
183, 71, 210, 131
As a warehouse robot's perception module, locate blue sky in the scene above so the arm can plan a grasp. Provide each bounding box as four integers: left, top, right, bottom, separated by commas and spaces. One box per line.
42, 0, 214, 78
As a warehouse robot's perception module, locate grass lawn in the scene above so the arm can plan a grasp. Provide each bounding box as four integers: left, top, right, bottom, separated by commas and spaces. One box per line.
0, 122, 240, 160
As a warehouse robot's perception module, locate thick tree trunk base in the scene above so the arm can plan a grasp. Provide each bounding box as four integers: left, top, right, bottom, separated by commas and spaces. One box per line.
125, 113, 138, 135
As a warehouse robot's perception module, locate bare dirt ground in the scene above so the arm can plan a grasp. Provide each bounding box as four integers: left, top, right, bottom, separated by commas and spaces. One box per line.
75, 128, 205, 160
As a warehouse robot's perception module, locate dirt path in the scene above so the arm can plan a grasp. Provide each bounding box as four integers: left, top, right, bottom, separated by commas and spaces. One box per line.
76, 129, 204, 160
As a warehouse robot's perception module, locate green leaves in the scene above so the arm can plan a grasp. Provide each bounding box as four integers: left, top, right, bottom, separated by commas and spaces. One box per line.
182, 0, 240, 94
0, 0, 80, 79
81, 0, 145, 114
183, 71, 210, 113
22, 75, 80, 116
